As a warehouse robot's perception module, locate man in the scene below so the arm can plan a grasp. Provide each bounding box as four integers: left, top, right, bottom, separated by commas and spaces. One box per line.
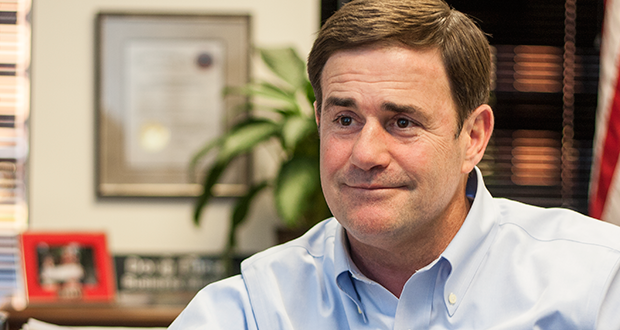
169, 0, 620, 328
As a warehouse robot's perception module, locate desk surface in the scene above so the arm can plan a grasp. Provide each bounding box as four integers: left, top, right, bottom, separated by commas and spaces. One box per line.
7, 304, 183, 330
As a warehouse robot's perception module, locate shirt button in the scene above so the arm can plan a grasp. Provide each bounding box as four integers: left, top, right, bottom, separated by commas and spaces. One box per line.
449, 293, 457, 305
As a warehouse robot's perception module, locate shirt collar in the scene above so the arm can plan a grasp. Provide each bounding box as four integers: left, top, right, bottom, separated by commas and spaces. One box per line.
331, 167, 499, 317
441, 167, 500, 315
334, 222, 351, 277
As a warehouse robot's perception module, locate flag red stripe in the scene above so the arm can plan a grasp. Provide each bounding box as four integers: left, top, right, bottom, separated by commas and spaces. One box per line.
591, 68, 620, 218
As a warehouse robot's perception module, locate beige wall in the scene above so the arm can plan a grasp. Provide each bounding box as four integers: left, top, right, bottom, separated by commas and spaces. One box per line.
29, 0, 320, 254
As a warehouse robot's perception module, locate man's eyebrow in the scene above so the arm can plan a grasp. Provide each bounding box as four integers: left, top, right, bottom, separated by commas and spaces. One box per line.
382, 101, 420, 115
324, 97, 357, 110
324, 98, 430, 121
383, 101, 431, 123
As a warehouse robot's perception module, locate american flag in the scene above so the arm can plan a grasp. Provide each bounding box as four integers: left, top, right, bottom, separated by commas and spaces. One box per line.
590, 0, 620, 224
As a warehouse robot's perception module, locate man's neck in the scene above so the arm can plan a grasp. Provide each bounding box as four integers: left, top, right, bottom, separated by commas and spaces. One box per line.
346, 195, 471, 298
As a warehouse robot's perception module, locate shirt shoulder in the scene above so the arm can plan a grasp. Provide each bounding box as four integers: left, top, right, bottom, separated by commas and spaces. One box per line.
448, 197, 620, 328
495, 198, 620, 252
168, 219, 343, 330
168, 275, 257, 330
239, 218, 351, 329
241, 218, 339, 271
494, 198, 620, 327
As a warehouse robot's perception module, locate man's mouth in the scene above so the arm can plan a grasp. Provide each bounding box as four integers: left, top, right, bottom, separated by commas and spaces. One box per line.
343, 183, 406, 190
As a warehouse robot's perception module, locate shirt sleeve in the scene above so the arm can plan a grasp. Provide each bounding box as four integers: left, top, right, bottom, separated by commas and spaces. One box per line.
596, 258, 620, 330
168, 275, 258, 330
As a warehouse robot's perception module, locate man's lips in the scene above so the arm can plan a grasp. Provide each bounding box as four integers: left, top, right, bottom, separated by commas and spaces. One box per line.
343, 183, 406, 190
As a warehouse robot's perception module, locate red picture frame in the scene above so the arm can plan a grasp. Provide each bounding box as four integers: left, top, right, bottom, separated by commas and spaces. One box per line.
21, 232, 115, 303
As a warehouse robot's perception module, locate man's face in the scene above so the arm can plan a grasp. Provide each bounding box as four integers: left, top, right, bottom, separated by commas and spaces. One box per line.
316, 45, 472, 247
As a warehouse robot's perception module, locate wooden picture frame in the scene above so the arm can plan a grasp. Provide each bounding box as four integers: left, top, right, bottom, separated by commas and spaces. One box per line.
95, 13, 251, 197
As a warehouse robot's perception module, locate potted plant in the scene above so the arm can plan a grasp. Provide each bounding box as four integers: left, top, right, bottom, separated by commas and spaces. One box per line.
190, 47, 331, 272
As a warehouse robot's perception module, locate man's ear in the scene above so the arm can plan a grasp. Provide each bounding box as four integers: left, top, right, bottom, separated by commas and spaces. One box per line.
461, 104, 494, 174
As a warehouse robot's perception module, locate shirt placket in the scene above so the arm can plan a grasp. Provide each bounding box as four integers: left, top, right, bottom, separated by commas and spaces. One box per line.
393, 261, 441, 330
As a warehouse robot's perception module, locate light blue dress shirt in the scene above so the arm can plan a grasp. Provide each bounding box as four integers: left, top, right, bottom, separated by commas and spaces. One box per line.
169, 168, 620, 329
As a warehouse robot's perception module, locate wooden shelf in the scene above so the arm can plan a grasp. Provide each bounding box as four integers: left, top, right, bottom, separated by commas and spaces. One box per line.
6, 304, 183, 329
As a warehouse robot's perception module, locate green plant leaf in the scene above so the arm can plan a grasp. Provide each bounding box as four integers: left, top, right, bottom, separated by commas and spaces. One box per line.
190, 119, 278, 178
275, 157, 320, 227
292, 128, 320, 159
281, 116, 317, 153
260, 47, 307, 90
192, 119, 279, 226
226, 83, 298, 109
257, 82, 296, 100
193, 160, 229, 225
188, 136, 223, 182
217, 119, 280, 162
228, 181, 270, 248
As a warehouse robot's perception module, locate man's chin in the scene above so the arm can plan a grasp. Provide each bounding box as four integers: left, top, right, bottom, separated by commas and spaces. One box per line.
336, 212, 405, 238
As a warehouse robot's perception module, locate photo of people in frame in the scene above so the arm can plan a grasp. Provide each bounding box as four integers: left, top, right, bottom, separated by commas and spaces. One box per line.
36, 242, 99, 300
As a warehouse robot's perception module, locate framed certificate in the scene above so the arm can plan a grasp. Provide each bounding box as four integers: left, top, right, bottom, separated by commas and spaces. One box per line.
96, 13, 250, 197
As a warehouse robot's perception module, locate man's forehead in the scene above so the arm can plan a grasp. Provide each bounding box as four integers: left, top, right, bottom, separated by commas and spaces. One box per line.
321, 44, 445, 85
319, 45, 451, 106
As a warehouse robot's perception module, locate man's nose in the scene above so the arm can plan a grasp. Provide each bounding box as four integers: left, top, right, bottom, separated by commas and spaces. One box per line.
350, 121, 391, 171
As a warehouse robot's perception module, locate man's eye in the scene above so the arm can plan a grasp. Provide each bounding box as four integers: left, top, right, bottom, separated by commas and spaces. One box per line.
396, 118, 410, 128
338, 116, 353, 126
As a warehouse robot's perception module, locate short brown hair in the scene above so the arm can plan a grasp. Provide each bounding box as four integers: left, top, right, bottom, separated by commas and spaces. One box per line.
308, 0, 491, 131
